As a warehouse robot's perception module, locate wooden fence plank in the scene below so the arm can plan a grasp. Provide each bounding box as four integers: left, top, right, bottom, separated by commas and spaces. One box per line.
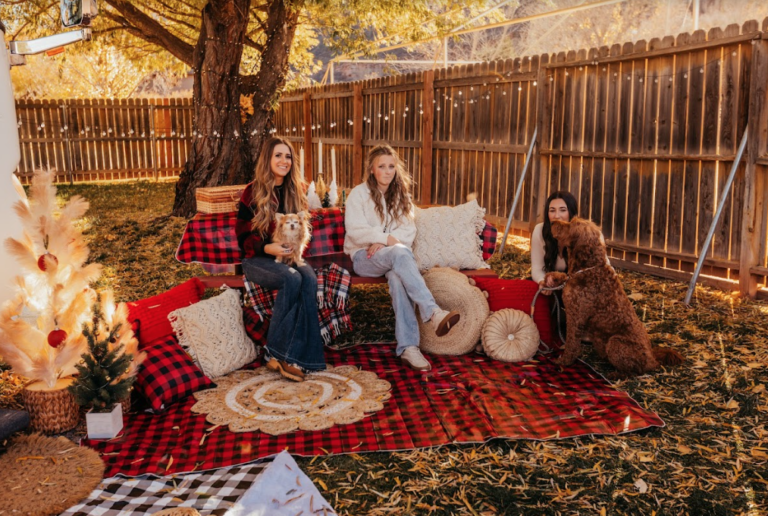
12, 21, 768, 297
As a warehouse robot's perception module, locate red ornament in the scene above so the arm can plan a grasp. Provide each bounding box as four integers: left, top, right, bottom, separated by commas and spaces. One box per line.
37, 253, 58, 271
47, 328, 67, 348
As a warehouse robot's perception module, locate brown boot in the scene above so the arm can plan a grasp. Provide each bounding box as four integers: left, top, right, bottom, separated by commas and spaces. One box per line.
265, 357, 280, 372
275, 360, 305, 382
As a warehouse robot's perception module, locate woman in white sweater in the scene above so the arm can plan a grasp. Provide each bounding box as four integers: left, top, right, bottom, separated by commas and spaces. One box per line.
344, 145, 460, 372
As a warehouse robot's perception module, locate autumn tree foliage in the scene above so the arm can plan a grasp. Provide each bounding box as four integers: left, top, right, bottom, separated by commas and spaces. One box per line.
4, 0, 483, 216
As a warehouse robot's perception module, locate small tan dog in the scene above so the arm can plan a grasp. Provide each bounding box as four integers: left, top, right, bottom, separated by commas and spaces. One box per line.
272, 212, 311, 266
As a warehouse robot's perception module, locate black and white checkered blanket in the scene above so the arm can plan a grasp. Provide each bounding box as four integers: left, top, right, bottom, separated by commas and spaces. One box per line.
61, 459, 270, 515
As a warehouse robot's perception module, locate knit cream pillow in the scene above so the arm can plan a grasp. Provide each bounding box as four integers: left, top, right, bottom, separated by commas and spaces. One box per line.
412, 200, 489, 271
168, 288, 257, 378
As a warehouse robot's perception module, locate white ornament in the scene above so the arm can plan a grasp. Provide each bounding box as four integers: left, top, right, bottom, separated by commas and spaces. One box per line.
307, 182, 322, 210
328, 179, 339, 207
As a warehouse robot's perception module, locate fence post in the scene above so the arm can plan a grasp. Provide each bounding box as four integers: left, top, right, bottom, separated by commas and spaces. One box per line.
303, 91, 313, 182
149, 103, 158, 180
531, 54, 551, 233
61, 102, 74, 185
420, 70, 435, 205
352, 83, 364, 185
739, 37, 768, 298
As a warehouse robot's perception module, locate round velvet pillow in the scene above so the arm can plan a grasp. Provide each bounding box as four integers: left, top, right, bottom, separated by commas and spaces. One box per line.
417, 268, 490, 356
481, 308, 540, 362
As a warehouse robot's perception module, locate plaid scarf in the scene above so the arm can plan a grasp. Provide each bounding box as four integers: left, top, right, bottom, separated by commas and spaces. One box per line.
244, 263, 352, 345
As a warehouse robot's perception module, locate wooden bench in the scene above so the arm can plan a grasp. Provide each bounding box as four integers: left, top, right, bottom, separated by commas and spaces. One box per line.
176, 206, 499, 288
196, 268, 499, 289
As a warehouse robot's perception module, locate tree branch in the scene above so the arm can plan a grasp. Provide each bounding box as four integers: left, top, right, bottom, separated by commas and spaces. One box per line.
243, 35, 265, 53
11, 1, 57, 40
102, 0, 196, 66
240, 0, 303, 102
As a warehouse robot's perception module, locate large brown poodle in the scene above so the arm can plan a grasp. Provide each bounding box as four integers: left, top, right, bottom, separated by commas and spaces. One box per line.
544, 217, 683, 377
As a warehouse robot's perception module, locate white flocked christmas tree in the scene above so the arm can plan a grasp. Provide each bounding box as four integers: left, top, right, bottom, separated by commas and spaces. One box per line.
0, 170, 141, 389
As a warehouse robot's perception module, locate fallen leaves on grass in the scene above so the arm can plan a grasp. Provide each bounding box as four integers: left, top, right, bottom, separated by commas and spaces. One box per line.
0, 185, 766, 515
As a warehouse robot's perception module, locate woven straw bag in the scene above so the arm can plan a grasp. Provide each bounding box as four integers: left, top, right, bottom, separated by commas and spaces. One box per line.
417, 268, 490, 355
481, 309, 540, 362
152, 509, 200, 516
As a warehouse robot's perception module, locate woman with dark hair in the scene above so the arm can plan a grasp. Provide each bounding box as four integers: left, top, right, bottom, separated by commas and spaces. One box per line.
344, 145, 460, 372
530, 191, 579, 293
235, 136, 325, 382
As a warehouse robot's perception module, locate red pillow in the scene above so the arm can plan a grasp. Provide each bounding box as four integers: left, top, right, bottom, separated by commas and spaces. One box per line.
135, 336, 215, 413
127, 278, 205, 346
473, 278, 558, 348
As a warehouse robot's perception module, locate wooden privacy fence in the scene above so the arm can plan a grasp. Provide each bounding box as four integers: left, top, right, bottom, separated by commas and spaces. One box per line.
275, 18, 768, 298
12, 19, 768, 298
15, 98, 193, 183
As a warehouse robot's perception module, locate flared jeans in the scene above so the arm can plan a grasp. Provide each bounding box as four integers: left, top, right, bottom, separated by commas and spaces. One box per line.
242, 256, 325, 371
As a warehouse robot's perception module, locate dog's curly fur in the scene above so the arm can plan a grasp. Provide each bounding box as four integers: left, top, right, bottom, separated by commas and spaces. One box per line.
545, 217, 683, 377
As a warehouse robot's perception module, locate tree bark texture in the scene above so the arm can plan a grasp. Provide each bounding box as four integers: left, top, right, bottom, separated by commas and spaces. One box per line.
104, 0, 303, 217
172, 0, 251, 217
241, 1, 302, 165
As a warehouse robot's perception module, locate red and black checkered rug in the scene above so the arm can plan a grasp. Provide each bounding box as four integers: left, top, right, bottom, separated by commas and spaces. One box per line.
83, 344, 663, 477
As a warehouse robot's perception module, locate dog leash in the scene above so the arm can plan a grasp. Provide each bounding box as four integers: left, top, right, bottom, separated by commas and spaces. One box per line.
530, 283, 566, 354
530, 263, 616, 353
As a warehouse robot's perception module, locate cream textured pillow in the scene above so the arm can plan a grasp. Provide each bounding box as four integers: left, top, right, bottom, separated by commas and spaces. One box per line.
412, 200, 489, 271
481, 309, 540, 362
168, 288, 257, 378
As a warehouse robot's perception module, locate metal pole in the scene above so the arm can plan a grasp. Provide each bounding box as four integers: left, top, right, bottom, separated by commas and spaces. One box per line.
684, 129, 748, 305
499, 126, 537, 255
443, 37, 448, 68
693, 0, 700, 31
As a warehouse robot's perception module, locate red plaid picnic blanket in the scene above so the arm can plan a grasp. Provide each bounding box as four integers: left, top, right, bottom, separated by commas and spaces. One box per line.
83, 345, 663, 477
175, 207, 498, 266
244, 263, 352, 345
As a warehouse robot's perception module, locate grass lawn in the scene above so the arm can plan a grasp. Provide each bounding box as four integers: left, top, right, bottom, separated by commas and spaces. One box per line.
2, 181, 767, 515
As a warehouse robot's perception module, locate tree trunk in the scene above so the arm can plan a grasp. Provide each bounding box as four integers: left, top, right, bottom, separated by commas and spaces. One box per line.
172, 0, 251, 217
242, 1, 302, 165
171, 0, 302, 217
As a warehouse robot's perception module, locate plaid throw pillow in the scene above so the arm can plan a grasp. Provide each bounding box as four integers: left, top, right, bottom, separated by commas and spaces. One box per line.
127, 278, 205, 347
135, 336, 215, 413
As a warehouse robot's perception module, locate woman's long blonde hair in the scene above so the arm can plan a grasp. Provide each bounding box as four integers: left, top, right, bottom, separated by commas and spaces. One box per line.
365, 145, 413, 224
249, 137, 308, 235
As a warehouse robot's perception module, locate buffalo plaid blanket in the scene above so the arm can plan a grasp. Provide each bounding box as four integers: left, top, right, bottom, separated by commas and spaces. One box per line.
175, 207, 498, 267
243, 263, 352, 345
83, 344, 664, 478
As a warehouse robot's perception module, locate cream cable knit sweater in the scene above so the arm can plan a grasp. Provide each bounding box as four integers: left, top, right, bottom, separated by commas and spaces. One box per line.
343, 183, 416, 258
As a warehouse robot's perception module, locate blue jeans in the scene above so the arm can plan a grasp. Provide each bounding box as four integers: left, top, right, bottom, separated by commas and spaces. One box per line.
241, 257, 325, 371
352, 245, 439, 356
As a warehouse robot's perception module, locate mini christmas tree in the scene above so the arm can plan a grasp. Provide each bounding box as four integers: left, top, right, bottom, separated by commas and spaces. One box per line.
0, 170, 142, 389
68, 299, 137, 412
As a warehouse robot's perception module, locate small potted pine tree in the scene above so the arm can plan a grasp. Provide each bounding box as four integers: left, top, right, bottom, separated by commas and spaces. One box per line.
68, 300, 139, 439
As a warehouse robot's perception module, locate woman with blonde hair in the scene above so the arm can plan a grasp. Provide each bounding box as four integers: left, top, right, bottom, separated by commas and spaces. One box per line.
235, 136, 324, 381
344, 145, 459, 372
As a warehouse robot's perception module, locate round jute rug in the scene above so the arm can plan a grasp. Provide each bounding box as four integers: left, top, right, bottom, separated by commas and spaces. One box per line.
0, 433, 104, 516
191, 365, 392, 435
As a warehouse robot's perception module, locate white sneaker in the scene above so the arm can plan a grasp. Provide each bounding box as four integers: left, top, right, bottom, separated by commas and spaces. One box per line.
400, 347, 432, 372
431, 308, 461, 337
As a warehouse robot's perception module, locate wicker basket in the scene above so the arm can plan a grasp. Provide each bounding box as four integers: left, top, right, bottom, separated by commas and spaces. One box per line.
120, 392, 132, 415
21, 378, 80, 434
195, 185, 246, 214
